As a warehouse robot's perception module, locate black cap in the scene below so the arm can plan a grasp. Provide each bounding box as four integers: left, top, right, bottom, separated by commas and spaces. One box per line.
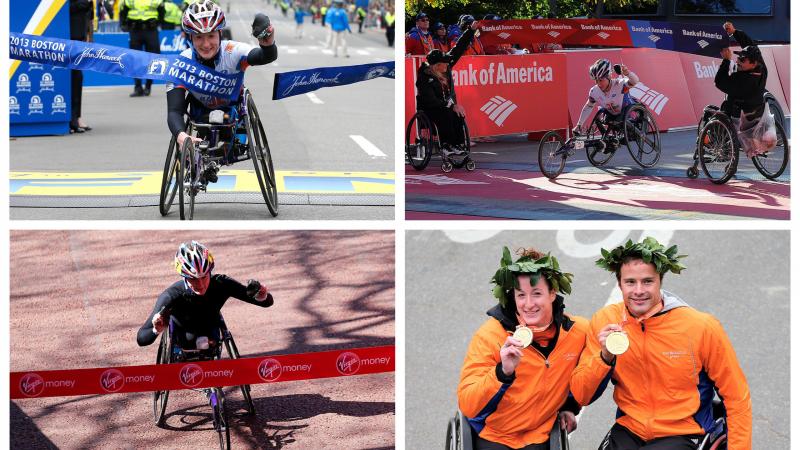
734, 45, 762, 61
426, 49, 451, 65
415, 12, 429, 21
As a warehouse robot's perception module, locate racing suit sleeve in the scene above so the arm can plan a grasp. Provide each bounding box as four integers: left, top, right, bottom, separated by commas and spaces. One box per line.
570, 314, 615, 406
137, 289, 176, 346
216, 274, 274, 307
246, 43, 278, 66
457, 326, 516, 418
701, 316, 752, 450
166, 87, 188, 137
625, 70, 639, 86
448, 28, 476, 67
576, 95, 596, 130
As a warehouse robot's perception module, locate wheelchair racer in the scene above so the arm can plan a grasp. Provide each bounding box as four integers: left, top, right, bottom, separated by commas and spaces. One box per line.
714, 45, 768, 126
415, 18, 479, 157
136, 241, 274, 350
573, 59, 639, 137
166, 0, 277, 183
458, 247, 588, 450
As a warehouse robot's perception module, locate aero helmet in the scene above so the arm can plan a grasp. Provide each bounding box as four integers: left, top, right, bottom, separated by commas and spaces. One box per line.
175, 241, 215, 279
589, 59, 611, 80
182, 0, 226, 35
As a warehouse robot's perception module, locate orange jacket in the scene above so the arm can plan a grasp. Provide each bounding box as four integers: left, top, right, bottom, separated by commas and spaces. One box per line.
450, 34, 484, 56
570, 291, 752, 450
458, 306, 588, 448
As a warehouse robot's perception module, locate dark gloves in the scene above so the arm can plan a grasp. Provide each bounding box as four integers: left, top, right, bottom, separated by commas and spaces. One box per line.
252, 13, 272, 39
246, 279, 263, 298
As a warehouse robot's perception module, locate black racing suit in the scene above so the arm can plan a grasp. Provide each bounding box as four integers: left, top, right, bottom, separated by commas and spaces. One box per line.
414, 28, 475, 147
717, 28, 766, 120
137, 274, 274, 349
165, 44, 278, 140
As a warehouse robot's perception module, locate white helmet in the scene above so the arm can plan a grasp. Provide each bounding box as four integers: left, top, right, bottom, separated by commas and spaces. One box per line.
182, 0, 226, 35
589, 59, 611, 80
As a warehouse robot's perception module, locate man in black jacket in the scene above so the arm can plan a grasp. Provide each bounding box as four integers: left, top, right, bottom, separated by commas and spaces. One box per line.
414, 19, 478, 156
714, 45, 767, 123
69, 0, 94, 133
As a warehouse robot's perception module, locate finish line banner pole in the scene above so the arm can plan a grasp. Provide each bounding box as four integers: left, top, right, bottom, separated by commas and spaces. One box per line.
11, 345, 394, 399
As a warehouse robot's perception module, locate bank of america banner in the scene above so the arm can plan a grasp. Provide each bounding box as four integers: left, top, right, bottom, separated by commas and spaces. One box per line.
9, 32, 244, 100
479, 19, 728, 58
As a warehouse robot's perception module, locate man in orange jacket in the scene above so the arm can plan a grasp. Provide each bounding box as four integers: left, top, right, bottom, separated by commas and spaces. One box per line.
571, 237, 752, 450
458, 246, 588, 449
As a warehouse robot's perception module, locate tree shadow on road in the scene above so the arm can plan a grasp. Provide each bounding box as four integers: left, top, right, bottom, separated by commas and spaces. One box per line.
10, 401, 59, 450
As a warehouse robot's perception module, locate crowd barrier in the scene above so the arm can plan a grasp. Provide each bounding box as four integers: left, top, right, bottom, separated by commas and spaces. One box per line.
11, 345, 394, 399
405, 45, 789, 137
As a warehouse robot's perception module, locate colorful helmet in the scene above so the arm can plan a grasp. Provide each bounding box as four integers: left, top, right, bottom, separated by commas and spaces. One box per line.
175, 241, 215, 279
589, 59, 611, 80
182, 0, 226, 35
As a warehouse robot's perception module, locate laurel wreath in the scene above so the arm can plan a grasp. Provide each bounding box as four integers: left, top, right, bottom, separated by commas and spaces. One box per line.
491, 246, 573, 307
595, 237, 687, 275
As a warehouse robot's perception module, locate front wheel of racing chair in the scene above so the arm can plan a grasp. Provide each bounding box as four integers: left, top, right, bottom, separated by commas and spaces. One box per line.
159, 127, 184, 216
178, 137, 198, 220
243, 89, 278, 217
221, 318, 256, 416
445, 410, 570, 450
153, 331, 172, 426
623, 104, 661, 168
445, 117, 475, 172
538, 130, 567, 179
406, 111, 437, 170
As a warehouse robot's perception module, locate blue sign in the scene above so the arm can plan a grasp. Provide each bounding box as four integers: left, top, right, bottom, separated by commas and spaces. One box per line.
272, 61, 395, 100
10, 0, 71, 136
10, 32, 244, 101
626, 20, 727, 58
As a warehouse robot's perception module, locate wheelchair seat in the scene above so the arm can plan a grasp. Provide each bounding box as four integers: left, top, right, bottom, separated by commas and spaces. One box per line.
446, 410, 569, 450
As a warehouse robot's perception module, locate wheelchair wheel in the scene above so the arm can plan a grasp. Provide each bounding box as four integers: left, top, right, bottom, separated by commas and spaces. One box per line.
224, 335, 255, 415
406, 112, 435, 170
586, 112, 615, 167
538, 130, 566, 179
767, 97, 786, 131
211, 387, 231, 450
751, 121, 789, 180
698, 118, 739, 184
159, 133, 180, 216
178, 139, 196, 220
153, 332, 171, 426
245, 92, 279, 217
624, 104, 661, 168
687, 166, 699, 179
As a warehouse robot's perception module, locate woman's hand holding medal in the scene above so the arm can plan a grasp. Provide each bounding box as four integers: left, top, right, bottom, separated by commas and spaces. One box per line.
500, 335, 525, 376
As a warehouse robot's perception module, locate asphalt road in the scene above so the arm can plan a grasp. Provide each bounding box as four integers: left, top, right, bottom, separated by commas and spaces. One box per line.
405, 230, 789, 449
10, 0, 395, 220
406, 121, 790, 220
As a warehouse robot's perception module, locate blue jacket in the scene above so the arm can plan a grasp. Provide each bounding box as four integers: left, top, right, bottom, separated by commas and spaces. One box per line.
326, 7, 351, 32
294, 9, 308, 24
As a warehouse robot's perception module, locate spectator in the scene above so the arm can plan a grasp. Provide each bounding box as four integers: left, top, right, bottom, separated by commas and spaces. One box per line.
405, 12, 433, 56
69, 0, 94, 133
326, 0, 351, 57
120, 0, 165, 97
384, 6, 394, 47
161, 1, 182, 30
294, 1, 309, 39
356, 5, 366, 33
431, 22, 449, 52
449, 15, 484, 55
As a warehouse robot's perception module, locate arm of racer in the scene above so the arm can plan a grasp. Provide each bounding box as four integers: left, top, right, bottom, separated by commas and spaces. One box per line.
622, 67, 639, 86
701, 316, 752, 450
217, 274, 274, 307
458, 330, 519, 418
570, 321, 620, 406
448, 26, 476, 68
166, 87, 201, 147
136, 291, 175, 346
714, 57, 736, 95
246, 41, 278, 66
574, 97, 596, 133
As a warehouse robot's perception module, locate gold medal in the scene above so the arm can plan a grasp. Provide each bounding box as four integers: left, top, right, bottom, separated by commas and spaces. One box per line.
606, 331, 629, 355
512, 326, 533, 349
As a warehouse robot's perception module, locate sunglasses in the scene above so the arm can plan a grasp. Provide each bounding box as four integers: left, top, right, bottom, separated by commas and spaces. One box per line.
737, 56, 750, 63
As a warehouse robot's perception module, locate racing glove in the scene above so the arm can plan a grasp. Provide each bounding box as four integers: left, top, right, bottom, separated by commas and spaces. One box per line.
252, 13, 272, 39
247, 279, 269, 301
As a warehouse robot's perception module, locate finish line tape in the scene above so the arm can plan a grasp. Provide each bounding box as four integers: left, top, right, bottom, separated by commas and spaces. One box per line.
11, 345, 394, 399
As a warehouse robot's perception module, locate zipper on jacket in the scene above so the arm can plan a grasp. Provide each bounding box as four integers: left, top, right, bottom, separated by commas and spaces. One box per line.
643, 321, 654, 441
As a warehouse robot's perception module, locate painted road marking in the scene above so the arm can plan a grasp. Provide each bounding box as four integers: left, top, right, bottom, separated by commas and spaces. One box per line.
306, 92, 324, 104
356, 49, 369, 55
10, 171, 394, 196
350, 135, 386, 158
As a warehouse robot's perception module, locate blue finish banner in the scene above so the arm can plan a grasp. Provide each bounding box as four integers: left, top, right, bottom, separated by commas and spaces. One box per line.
626, 20, 728, 58
9, 32, 244, 100
272, 61, 394, 100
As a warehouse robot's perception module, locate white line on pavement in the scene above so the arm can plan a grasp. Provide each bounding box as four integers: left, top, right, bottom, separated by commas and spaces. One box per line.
306, 93, 324, 104
356, 49, 369, 55
350, 135, 386, 158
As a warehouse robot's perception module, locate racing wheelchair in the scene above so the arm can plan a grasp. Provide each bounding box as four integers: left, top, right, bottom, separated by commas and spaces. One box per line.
153, 314, 255, 450
538, 101, 661, 179
405, 110, 476, 173
159, 87, 278, 220
687, 96, 789, 184
445, 410, 570, 450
